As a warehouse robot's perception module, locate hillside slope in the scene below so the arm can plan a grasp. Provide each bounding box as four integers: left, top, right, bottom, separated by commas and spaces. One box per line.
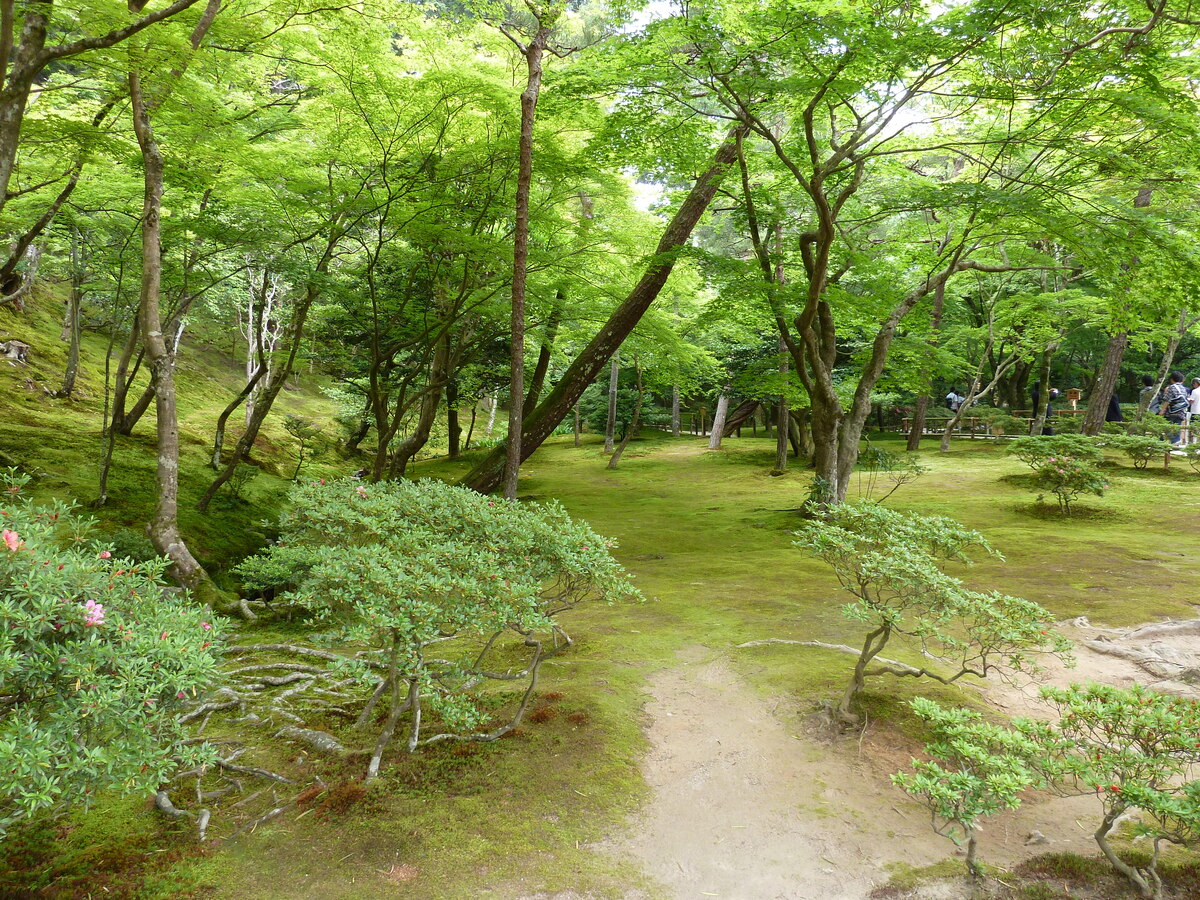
0, 283, 342, 582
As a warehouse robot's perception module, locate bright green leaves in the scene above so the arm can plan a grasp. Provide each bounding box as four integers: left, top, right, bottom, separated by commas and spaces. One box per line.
0, 470, 225, 837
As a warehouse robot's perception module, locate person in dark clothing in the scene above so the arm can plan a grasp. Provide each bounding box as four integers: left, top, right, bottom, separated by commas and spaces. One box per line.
1105, 392, 1124, 422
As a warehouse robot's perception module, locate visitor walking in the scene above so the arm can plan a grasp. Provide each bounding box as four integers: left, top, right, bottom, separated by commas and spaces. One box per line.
1162, 371, 1189, 445
944, 388, 963, 412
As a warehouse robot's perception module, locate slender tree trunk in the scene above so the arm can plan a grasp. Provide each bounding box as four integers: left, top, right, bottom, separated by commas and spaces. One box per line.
708, 389, 731, 450
197, 236, 339, 512
1030, 345, 1058, 436
607, 366, 643, 470
209, 362, 267, 468
129, 70, 213, 600
525, 297, 560, 410
774, 337, 788, 473
573, 401, 581, 446
503, 27, 551, 500
447, 377, 461, 459
463, 405, 477, 451
458, 127, 747, 493
604, 354, 619, 453
906, 281, 947, 450
57, 229, 83, 398
671, 386, 681, 437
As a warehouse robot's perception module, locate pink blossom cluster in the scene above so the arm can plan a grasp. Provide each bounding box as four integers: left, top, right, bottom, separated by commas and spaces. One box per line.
82, 599, 105, 627
3, 529, 20, 551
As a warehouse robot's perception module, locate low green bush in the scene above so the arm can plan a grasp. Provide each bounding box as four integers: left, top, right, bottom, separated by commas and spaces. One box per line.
1007, 434, 1103, 470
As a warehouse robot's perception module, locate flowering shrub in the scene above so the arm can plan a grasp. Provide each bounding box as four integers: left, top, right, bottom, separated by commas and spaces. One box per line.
236, 478, 641, 779
0, 470, 225, 836
790, 503, 1071, 722
897, 686, 1200, 898
1033, 454, 1108, 513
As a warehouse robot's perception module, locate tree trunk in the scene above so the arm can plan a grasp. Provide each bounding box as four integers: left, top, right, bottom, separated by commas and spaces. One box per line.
447, 377, 461, 459
1082, 331, 1128, 435
1029, 346, 1057, 437
907, 282, 947, 450
606, 366, 642, 470
57, 229, 83, 398
197, 235, 339, 512
708, 389, 730, 450
458, 127, 747, 493
485, 389, 498, 436
604, 354, 619, 453
129, 70, 213, 600
525, 296, 561, 411
503, 28, 551, 501
209, 361, 268, 468
1083, 186, 1154, 434
463, 404, 477, 451
573, 401, 581, 446
387, 332, 450, 479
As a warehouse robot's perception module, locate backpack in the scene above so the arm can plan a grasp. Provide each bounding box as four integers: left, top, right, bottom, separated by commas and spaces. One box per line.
1165, 385, 1189, 420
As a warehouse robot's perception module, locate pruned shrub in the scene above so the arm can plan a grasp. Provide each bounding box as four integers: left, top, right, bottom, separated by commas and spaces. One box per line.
1107, 433, 1171, 470
236, 478, 641, 780
1007, 434, 1102, 470
788, 503, 1071, 722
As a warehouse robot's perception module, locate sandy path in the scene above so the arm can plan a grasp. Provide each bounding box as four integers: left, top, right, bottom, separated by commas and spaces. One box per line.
607, 649, 949, 900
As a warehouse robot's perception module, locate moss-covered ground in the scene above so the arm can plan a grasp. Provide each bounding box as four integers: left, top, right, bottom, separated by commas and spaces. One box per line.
4, 286, 1200, 897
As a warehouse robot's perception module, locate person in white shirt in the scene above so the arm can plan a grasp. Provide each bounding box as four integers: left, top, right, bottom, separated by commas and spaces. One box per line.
1188, 378, 1200, 443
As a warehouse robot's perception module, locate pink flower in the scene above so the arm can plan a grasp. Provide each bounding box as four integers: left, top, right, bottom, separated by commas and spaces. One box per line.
177, 691, 186, 700
356, 486, 368, 498
201, 621, 212, 631
99, 550, 111, 559
2, 529, 19, 551
83, 599, 105, 626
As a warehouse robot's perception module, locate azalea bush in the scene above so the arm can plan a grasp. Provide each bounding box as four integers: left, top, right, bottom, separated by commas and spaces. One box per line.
791, 503, 1071, 721
1007, 434, 1102, 470
237, 478, 641, 779
897, 686, 1200, 900
1033, 454, 1108, 513
893, 698, 1046, 876
0, 470, 224, 837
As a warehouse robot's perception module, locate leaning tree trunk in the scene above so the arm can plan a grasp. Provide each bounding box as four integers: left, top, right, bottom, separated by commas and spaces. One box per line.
1082, 330, 1128, 435
129, 70, 214, 602
604, 354, 619, 453
458, 127, 747, 493
1084, 186, 1154, 434
708, 388, 731, 450
386, 332, 450, 480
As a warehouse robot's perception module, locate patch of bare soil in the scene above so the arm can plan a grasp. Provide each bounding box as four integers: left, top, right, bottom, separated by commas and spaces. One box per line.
604, 648, 952, 900
604, 632, 1200, 900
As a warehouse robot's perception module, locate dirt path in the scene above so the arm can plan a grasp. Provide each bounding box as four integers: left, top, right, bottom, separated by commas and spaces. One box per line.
606, 649, 948, 900
605, 646, 1126, 900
